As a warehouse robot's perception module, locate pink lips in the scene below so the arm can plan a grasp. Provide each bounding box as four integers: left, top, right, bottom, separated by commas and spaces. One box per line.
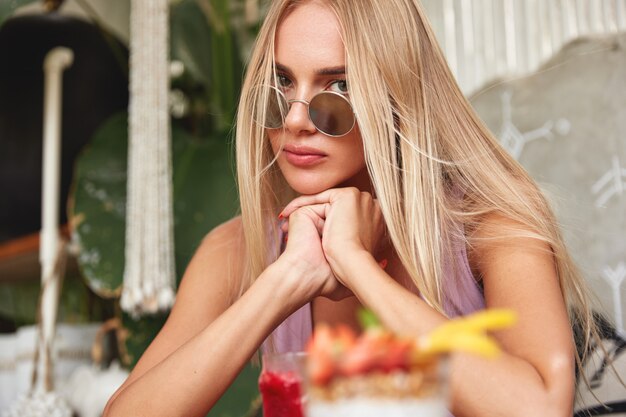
282, 145, 327, 167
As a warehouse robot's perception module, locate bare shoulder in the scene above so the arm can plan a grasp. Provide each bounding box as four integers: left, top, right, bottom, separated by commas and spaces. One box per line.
197, 215, 246, 263
465, 212, 568, 339
204, 215, 244, 242
466, 212, 549, 277
466, 211, 574, 376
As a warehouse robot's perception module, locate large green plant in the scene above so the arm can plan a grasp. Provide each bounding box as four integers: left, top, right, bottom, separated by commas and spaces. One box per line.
70, 0, 248, 332
70, 113, 241, 296
69, 1, 263, 416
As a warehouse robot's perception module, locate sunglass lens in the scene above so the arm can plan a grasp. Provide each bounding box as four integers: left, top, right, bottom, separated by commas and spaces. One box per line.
309, 92, 354, 136
253, 86, 288, 129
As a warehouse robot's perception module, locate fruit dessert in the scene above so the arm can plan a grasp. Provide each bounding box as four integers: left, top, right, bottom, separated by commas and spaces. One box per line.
305, 309, 516, 417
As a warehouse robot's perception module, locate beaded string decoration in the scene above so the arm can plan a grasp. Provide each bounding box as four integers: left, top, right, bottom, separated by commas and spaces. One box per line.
121, 0, 176, 317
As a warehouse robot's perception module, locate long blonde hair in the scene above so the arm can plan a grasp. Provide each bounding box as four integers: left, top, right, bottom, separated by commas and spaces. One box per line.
235, 0, 598, 378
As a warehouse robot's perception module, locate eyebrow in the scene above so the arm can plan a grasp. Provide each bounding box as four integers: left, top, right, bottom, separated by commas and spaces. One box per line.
275, 63, 346, 76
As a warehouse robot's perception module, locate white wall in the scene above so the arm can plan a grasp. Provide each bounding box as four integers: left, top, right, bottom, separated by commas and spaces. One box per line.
421, 0, 626, 95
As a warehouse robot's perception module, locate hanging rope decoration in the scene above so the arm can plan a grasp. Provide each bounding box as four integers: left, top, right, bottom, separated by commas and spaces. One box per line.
121, 0, 176, 316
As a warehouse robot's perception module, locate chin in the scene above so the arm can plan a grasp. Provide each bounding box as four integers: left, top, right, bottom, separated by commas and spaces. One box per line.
284, 171, 371, 196
287, 179, 335, 196
279, 162, 370, 195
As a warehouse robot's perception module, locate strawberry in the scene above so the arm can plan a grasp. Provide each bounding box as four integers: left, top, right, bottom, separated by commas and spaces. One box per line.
339, 340, 375, 375
307, 351, 335, 385
307, 314, 417, 383
306, 324, 338, 385
306, 324, 356, 360
339, 328, 390, 376
378, 338, 412, 372
306, 324, 334, 356
332, 324, 357, 355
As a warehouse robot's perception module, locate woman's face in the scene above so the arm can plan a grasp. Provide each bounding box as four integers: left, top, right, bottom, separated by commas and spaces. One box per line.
267, 2, 369, 195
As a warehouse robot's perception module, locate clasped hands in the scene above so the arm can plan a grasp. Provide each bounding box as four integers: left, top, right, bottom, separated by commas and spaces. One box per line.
277, 187, 388, 301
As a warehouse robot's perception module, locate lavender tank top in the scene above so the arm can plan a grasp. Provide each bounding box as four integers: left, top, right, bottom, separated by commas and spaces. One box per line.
264, 226, 485, 354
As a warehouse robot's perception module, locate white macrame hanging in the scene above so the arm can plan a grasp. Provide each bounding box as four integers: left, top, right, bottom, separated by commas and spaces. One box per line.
121, 0, 176, 316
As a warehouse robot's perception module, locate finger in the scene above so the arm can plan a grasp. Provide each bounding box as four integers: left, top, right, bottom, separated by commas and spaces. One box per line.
301, 203, 330, 220
280, 187, 360, 217
280, 192, 334, 218
295, 204, 330, 235
306, 205, 328, 235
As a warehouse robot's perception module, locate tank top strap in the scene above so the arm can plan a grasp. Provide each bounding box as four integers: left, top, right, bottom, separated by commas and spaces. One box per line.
441, 223, 485, 317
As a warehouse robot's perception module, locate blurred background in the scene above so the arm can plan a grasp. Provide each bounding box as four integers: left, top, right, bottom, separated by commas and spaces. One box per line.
0, 0, 624, 416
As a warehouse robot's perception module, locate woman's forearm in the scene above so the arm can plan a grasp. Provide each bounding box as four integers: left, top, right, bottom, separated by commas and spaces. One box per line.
335, 250, 574, 417
104, 261, 306, 417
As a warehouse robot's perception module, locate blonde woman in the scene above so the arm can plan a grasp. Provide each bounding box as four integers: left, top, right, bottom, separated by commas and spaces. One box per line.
104, 0, 599, 416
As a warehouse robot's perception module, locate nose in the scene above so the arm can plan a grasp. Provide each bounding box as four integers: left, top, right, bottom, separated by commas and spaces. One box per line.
283, 98, 317, 136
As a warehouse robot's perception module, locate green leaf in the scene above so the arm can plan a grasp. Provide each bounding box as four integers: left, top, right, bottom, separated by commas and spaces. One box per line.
207, 0, 242, 131
121, 309, 168, 367
357, 308, 382, 330
208, 362, 261, 417
70, 113, 128, 298
0, 272, 113, 328
170, 125, 239, 276
170, 0, 243, 132
170, 0, 213, 89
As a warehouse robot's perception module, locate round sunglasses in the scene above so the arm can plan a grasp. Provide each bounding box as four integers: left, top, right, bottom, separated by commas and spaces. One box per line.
253, 85, 356, 137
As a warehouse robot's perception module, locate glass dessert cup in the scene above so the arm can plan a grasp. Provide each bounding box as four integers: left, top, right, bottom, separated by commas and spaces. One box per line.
306, 356, 449, 417
258, 352, 307, 417
303, 309, 516, 417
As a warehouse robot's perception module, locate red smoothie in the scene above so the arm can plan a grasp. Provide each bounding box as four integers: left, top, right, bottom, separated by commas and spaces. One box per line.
258, 370, 304, 417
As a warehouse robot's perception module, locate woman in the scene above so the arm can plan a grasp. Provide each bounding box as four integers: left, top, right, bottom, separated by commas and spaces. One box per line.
104, 0, 598, 416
